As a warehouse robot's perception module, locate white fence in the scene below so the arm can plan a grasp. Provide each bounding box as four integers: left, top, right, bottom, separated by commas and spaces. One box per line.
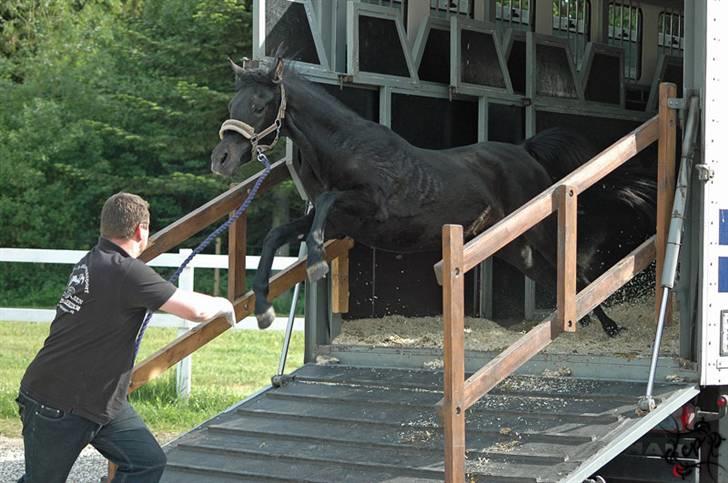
1, 247, 305, 398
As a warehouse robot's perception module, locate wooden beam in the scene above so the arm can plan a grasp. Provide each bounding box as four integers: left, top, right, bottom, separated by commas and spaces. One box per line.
139, 160, 289, 263
441, 225, 466, 483
460, 319, 555, 411
331, 248, 350, 314
655, 83, 677, 324
557, 185, 577, 333
227, 211, 247, 301
433, 115, 659, 282
436, 235, 656, 411
129, 238, 354, 392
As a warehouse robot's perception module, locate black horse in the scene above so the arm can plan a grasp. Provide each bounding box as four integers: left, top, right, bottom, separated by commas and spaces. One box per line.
211, 58, 656, 336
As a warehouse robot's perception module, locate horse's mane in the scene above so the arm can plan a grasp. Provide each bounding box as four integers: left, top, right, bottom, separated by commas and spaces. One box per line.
238, 62, 364, 126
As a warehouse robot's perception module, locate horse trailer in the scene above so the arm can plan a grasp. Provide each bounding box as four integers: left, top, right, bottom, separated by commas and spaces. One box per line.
131, 1, 728, 482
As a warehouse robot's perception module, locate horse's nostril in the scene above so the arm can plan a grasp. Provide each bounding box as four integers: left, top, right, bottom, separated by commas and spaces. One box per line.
220, 151, 228, 166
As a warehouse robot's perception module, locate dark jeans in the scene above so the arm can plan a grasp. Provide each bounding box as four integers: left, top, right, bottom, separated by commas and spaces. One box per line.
16, 391, 166, 483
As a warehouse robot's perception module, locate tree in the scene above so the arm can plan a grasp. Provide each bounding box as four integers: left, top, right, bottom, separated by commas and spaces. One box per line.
1, 0, 301, 303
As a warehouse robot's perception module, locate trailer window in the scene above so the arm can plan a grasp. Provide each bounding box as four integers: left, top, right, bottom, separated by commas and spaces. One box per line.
430, 0, 474, 18
362, 0, 405, 10
495, 0, 532, 34
608, 2, 642, 81
552, 0, 591, 70
658, 11, 684, 56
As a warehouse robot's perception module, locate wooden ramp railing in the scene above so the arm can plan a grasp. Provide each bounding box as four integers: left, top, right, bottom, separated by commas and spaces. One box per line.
129, 237, 353, 391
433, 83, 677, 482
106, 159, 352, 478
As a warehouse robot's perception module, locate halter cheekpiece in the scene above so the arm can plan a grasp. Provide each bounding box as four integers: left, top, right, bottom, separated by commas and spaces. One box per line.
218, 78, 287, 153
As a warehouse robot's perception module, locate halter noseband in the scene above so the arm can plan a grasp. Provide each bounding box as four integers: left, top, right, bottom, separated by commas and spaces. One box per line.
218, 80, 287, 153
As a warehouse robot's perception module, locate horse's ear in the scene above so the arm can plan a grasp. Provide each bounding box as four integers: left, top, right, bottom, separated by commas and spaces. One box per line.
228, 57, 246, 79
272, 56, 285, 83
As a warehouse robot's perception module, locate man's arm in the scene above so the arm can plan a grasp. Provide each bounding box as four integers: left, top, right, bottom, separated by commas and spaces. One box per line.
159, 289, 237, 326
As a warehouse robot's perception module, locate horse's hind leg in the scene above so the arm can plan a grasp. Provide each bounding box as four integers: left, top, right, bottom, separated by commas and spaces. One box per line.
253, 212, 314, 329
501, 238, 625, 337
577, 274, 626, 337
496, 237, 559, 303
590, 305, 624, 337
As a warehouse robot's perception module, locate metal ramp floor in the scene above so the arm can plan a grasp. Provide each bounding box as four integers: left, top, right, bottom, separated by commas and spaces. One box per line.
160, 364, 698, 482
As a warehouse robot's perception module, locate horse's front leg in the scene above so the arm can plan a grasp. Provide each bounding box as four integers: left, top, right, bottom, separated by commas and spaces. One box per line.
254, 212, 314, 329
305, 189, 379, 282
305, 191, 338, 282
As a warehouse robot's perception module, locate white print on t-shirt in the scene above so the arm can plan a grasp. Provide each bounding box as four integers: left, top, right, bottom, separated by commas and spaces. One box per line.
58, 264, 89, 314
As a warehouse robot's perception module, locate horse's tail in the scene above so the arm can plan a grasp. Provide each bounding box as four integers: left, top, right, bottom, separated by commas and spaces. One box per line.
523, 127, 657, 226
586, 169, 657, 227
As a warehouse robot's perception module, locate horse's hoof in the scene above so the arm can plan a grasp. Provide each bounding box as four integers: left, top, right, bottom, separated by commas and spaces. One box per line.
306, 260, 329, 282
579, 315, 592, 328
605, 324, 627, 338
256, 306, 276, 329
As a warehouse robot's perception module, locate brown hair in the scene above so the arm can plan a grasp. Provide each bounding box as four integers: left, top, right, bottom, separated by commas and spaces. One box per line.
100, 192, 150, 239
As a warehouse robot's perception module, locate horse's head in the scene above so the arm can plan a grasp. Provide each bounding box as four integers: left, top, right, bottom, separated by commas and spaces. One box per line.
211, 57, 286, 177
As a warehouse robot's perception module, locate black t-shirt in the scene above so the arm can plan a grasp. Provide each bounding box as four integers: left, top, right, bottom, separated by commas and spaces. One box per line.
20, 237, 177, 424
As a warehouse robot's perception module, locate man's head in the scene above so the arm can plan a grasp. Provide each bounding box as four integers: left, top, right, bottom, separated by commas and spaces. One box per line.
100, 192, 150, 257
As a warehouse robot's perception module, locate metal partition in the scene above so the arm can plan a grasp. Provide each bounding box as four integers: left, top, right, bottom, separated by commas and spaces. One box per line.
580, 42, 626, 107
646, 54, 683, 112
253, 0, 332, 74
527, 32, 583, 101
411, 16, 451, 85
346, 1, 418, 86
449, 16, 514, 96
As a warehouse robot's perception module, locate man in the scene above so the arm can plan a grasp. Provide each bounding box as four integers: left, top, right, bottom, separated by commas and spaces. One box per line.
16, 192, 237, 482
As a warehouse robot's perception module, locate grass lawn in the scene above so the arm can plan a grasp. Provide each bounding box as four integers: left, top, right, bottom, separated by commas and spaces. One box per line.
0, 321, 304, 440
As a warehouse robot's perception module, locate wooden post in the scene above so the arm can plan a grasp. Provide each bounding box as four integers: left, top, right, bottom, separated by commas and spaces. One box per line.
557, 185, 578, 334
176, 250, 194, 399
108, 462, 117, 480
331, 250, 350, 314
227, 209, 247, 301
442, 225, 466, 483
656, 82, 677, 323
213, 237, 221, 296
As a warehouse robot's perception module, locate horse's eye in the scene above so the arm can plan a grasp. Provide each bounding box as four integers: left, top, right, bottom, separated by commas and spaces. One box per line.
251, 104, 265, 114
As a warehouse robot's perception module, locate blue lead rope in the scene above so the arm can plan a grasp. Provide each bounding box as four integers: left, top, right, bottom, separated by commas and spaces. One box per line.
133, 151, 272, 362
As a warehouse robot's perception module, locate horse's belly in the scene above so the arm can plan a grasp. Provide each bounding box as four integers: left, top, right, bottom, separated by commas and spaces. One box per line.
326, 215, 437, 252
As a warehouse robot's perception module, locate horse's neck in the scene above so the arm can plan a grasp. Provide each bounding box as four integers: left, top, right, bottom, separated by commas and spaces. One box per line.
282, 78, 366, 182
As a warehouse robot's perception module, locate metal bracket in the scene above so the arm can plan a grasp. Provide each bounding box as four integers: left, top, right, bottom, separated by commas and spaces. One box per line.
337, 74, 353, 89
271, 374, 295, 388
695, 164, 715, 182
636, 395, 659, 416
668, 97, 687, 110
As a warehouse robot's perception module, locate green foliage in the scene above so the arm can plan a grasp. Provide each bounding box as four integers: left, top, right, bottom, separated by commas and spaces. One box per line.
0, 321, 305, 437
1, 0, 304, 305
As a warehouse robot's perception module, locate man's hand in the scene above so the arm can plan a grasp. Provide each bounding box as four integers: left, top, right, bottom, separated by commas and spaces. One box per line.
160, 290, 238, 326
213, 297, 237, 327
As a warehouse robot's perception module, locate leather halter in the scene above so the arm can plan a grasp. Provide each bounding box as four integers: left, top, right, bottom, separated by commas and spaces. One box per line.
218, 81, 287, 152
